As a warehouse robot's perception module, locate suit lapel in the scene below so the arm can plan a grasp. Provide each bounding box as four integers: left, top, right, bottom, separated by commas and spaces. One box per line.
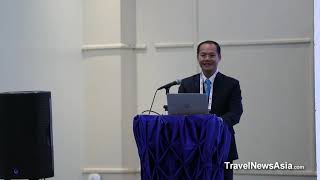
211, 72, 223, 109
194, 74, 200, 93
193, 73, 200, 93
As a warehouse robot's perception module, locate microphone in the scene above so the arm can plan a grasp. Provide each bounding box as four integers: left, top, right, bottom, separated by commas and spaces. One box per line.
157, 79, 181, 90
146, 79, 181, 115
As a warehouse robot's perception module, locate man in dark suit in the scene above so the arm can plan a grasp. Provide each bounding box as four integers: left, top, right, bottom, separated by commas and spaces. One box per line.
178, 40, 243, 180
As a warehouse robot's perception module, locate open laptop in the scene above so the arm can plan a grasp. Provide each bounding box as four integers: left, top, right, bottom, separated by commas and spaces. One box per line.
166, 93, 209, 115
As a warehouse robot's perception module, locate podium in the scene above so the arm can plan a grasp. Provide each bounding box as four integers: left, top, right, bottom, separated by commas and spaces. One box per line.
133, 114, 231, 180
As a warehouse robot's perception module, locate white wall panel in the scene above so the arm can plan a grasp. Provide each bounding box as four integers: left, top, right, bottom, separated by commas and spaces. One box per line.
84, 0, 121, 44
219, 44, 314, 170
315, 0, 320, 179
120, 50, 139, 168
197, 0, 315, 177
136, 0, 194, 42
0, 1, 85, 179
199, 0, 313, 41
121, 0, 136, 44
83, 0, 138, 174
84, 53, 123, 167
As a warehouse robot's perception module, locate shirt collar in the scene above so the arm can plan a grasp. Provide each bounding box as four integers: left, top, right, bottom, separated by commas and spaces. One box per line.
201, 69, 219, 83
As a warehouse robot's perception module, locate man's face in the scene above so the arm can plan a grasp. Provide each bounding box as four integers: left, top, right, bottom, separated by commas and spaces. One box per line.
197, 43, 221, 76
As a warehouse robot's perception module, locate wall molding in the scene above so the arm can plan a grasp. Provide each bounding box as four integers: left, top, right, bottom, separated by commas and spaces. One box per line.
83, 168, 140, 174
82, 38, 312, 51
82, 167, 316, 177
220, 38, 312, 46
82, 43, 147, 51
154, 42, 194, 49
153, 38, 312, 49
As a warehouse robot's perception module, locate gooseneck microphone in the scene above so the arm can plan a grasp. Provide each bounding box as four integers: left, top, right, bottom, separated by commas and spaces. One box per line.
144, 79, 182, 115
157, 79, 181, 90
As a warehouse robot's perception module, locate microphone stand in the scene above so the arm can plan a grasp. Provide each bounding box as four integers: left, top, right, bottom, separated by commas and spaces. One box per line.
163, 87, 170, 112
165, 87, 170, 95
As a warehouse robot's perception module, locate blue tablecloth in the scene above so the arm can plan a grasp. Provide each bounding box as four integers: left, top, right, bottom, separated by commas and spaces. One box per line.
133, 114, 231, 180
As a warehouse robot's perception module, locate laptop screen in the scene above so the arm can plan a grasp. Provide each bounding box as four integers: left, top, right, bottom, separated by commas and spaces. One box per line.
166, 93, 209, 115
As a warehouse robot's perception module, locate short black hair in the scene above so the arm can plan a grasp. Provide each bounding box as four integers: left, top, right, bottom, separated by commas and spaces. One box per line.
197, 40, 221, 56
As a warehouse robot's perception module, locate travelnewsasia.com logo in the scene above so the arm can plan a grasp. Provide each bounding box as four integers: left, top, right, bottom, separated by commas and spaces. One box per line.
224, 162, 305, 170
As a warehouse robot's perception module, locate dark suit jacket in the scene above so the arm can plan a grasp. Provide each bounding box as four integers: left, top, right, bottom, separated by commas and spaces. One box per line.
178, 72, 243, 160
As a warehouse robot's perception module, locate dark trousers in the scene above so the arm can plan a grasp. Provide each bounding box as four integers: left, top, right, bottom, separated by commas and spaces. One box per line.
224, 161, 233, 180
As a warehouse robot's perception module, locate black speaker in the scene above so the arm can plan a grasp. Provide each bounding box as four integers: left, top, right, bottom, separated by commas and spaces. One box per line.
0, 91, 54, 180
